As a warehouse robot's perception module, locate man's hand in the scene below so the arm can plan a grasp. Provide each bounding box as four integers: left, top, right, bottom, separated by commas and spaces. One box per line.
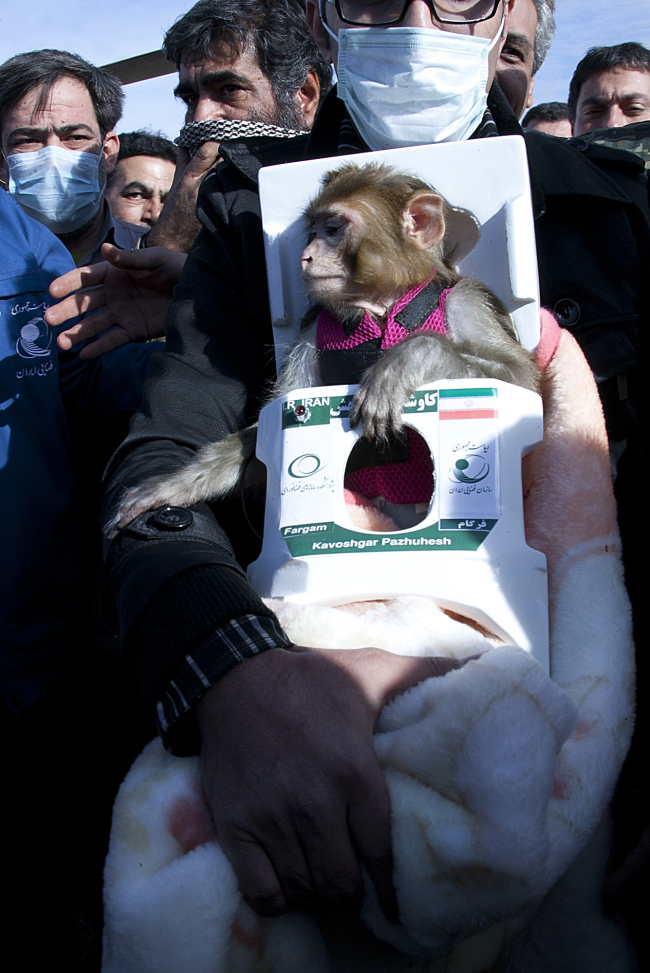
197, 645, 463, 920
44, 243, 186, 359
146, 143, 221, 253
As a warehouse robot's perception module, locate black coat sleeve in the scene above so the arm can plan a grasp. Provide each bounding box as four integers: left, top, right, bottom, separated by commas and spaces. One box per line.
102, 138, 308, 712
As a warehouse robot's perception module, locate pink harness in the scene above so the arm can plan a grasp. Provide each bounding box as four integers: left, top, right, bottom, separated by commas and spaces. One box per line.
317, 278, 452, 505
317, 277, 450, 352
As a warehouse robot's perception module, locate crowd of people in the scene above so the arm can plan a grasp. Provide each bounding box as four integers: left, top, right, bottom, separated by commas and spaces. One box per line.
0, 0, 648, 969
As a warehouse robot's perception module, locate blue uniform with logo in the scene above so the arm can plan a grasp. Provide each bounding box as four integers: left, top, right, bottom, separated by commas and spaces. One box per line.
0, 190, 157, 713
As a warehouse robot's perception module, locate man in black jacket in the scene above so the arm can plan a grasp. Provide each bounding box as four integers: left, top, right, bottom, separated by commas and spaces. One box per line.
101, 0, 648, 925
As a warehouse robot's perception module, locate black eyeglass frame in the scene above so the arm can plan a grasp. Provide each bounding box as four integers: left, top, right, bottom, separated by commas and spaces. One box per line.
319, 0, 503, 28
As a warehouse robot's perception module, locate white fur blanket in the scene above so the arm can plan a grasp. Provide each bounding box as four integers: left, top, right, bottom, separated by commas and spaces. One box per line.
102, 334, 634, 972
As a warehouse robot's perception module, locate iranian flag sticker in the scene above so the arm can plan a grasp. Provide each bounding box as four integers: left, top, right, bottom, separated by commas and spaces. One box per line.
439, 387, 498, 421
438, 388, 500, 527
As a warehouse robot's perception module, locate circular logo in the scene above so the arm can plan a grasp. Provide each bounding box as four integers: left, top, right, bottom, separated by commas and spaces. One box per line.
16, 317, 52, 358
450, 455, 490, 484
288, 454, 322, 478
293, 404, 311, 424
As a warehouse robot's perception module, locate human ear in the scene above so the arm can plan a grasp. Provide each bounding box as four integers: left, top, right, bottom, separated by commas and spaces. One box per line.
403, 193, 445, 250
525, 76, 535, 113
103, 131, 120, 174
295, 70, 322, 128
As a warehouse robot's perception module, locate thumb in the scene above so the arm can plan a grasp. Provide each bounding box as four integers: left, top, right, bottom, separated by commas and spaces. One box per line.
100, 242, 164, 275
101, 242, 139, 267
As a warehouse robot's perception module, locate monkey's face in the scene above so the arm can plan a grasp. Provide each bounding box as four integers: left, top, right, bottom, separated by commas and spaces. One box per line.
301, 204, 362, 307
301, 165, 450, 321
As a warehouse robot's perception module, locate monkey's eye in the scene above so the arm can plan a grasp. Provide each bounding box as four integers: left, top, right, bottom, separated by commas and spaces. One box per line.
324, 221, 343, 238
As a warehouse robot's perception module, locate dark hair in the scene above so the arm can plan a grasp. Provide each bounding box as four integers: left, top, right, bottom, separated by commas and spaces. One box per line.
522, 101, 570, 127
163, 0, 331, 114
116, 130, 178, 165
0, 49, 123, 138
568, 43, 650, 122
107, 130, 178, 188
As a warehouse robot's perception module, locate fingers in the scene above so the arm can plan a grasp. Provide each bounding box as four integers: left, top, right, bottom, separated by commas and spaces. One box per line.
101, 242, 157, 271
292, 800, 364, 913
46, 286, 108, 330
221, 800, 367, 917
101, 242, 187, 290
385, 656, 461, 704
77, 327, 129, 360
422, 655, 464, 677
351, 370, 407, 441
48, 262, 104, 300
348, 768, 397, 922
102, 243, 150, 270
100, 242, 167, 275
54, 306, 117, 349
218, 834, 288, 917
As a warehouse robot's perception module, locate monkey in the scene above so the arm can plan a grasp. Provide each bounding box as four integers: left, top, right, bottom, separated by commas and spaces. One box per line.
300, 163, 539, 439
105, 163, 540, 538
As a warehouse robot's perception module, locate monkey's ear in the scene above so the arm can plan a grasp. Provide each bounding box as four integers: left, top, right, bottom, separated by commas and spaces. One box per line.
403, 192, 445, 251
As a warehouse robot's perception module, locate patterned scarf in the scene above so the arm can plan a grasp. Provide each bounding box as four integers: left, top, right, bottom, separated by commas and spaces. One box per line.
176, 119, 305, 156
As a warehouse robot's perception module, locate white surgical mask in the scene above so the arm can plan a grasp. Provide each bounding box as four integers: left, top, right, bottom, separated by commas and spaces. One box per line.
332, 23, 503, 150
7, 145, 102, 234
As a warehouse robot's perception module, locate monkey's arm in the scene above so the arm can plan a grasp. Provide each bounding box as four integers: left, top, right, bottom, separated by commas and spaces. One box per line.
443, 279, 540, 393
351, 279, 540, 440
105, 322, 322, 535
104, 425, 259, 538
268, 319, 322, 397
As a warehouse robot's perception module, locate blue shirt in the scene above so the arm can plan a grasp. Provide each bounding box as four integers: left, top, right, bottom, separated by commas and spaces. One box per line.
78, 199, 147, 266
0, 190, 158, 712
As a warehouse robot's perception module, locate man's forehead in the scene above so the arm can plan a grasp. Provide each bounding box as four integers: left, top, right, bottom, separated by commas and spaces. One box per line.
179, 39, 257, 80
116, 155, 175, 183
4, 76, 99, 130
581, 68, 650, 99
507, 0, 537, 38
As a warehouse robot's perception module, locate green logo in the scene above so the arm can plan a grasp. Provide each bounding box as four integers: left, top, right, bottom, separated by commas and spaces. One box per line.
288, 454, 323, 478
451, 456, 490, 484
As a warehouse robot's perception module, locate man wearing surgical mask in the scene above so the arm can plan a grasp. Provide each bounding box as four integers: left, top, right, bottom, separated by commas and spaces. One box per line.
0, 49, 145, 265
307, 0, 511, 147
99, 0, 649, 951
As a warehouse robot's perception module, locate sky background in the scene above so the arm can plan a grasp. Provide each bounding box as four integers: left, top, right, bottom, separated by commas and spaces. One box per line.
0, 0, 648, 139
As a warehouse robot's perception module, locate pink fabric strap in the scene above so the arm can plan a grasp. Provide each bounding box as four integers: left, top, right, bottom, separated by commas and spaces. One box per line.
536, 308, 562, 371
317, 277, 450, 352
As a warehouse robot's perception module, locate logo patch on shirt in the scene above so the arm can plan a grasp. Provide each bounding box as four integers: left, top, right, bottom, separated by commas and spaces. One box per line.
16, 317, 52, 359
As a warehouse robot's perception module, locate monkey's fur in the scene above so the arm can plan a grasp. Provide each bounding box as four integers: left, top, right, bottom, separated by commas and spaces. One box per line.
106, 164, 540, 538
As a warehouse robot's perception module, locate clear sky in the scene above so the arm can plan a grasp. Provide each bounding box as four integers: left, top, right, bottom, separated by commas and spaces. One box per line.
0, 0, 648, 139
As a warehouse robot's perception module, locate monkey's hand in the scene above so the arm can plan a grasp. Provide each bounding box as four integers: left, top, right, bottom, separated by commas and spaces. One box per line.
104, 426, 258, 538
350, 333, 463, 440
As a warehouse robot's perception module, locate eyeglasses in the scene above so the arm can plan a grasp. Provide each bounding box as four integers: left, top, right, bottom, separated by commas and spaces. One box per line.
320, 0, 503, 27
